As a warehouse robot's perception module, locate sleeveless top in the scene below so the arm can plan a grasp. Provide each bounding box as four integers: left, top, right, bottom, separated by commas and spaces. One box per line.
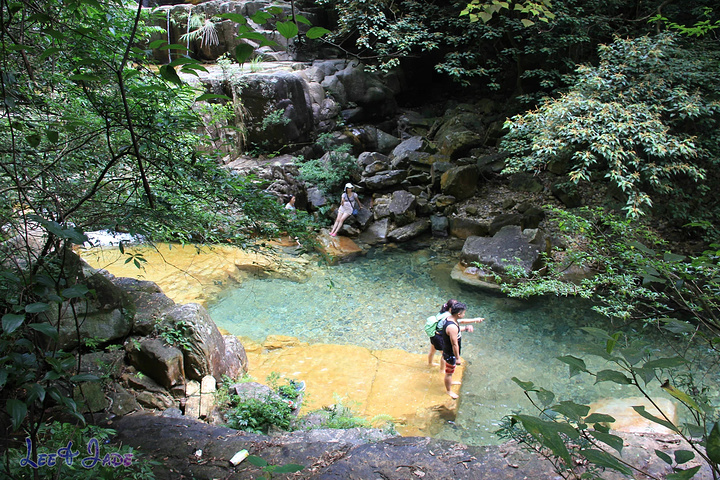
441, 317, 462, 358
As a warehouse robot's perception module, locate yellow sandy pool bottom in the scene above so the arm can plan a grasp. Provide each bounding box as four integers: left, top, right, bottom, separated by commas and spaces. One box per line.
236, 334, 464, 437
80, 242, 463, 435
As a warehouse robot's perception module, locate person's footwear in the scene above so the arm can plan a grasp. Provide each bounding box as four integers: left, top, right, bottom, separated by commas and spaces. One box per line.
330, 232, 336, 237
291, 380, 306, 393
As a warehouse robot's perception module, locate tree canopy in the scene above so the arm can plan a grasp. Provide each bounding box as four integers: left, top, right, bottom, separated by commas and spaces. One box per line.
502, 34, 720, 233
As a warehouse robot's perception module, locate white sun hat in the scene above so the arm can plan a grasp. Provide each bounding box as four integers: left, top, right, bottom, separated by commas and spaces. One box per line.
344, 183, 354, 189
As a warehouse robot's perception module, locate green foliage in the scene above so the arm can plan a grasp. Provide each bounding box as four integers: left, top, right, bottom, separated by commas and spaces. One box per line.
307, 396, 396, 434
499, 206, 720, 477
225, 396, 295, 433
298, 134, 359, 195
503, 207, 720, 332
223, 374, 304, 434
497, 329, 720, 479
461, 0, 555, 27
314, 0, 670, 93
246, 455, 304, 479
0, 0, 305, 470
1, 421, 157, 479
261, 109, 292, 130
0, 0, 299, 247
650, 7, 720, 38
157, 320, 193, 350
502, 34, 720, 226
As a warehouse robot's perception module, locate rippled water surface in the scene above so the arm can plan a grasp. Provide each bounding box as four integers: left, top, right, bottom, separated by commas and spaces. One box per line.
208, 243, 684, 445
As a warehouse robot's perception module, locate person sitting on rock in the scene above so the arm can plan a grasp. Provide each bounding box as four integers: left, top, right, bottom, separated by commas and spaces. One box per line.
329, 183, 363, 237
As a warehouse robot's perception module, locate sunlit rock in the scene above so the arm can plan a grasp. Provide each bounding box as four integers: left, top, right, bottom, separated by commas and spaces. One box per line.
589, 397, 678, 434
243, 338, 465, 436
450, 263, 501, 291
316, 231, 363, 264
80, 243, 309, 306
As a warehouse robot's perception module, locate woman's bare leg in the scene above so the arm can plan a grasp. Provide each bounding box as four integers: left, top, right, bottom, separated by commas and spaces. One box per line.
428, 345, 438, 365
331, 212, 350, 235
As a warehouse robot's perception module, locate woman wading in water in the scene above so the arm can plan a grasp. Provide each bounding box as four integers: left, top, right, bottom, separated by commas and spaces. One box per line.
428, 299, 484, 371
440, 301, 484, 399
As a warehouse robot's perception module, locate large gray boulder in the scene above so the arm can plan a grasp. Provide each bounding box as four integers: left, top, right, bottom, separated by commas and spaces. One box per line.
332, 62, 397, 117
363, 170, 407, 190
388, 190, 417, 227
388, 219, 431, 242
358, 218, 390, 244
441, 164, 479, 201
46, 268, 134, 350
112, 278, 175, 336
234, 71, 314, 151
389, 136, 434, 169
126, 338, 186, 390
460, 225, 544, 276
160, 303, 239, 382
449, 216, 489, 239
432, 107, 485, 159
306, 186, 327, 210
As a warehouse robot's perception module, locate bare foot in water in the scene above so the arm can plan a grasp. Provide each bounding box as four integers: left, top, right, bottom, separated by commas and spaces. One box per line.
430, 362, 440, 366
447, 391, 459, 399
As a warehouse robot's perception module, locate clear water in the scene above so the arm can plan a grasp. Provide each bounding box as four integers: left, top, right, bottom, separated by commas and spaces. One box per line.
207, 242, 682, 445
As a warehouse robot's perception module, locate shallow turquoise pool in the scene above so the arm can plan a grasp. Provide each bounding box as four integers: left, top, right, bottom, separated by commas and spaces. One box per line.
207, 241, 685, 445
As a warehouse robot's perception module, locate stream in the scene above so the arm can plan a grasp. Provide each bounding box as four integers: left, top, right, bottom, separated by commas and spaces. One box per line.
207, 242, 679, 446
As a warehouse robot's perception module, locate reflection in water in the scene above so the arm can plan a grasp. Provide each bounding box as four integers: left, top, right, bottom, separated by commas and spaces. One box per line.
208, 244, 676, 445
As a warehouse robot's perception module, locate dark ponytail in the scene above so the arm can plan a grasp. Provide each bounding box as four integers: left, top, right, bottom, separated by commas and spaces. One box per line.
440, 299, 458, 313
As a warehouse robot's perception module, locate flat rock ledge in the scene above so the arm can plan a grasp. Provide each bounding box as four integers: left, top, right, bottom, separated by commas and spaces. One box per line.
112, 413, 560, 479
113, 413, 715, 479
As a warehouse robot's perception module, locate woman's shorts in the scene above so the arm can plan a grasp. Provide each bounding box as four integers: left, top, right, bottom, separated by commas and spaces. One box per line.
430, 334, 444, 351
443, 354, 457, 374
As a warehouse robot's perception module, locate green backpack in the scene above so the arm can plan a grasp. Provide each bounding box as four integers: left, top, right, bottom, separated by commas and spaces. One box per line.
424, 311, 451, 337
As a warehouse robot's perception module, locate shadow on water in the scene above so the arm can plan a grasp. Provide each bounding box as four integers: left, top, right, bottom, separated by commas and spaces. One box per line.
207, 243, 690, 445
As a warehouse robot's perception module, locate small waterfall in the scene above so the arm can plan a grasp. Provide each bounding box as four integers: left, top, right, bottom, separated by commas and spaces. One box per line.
166, 9, 171, 63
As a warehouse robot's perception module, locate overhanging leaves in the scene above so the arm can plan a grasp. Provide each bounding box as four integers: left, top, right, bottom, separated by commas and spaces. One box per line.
551, 401, 590, 422
6, 398, 27, 431
588, 430, 624, 454
2, 313, 25, 334
581, 449, 632, 475
235, 44, 254, 65
512, 414, 578, 465
556, 355, 588, 377
276, 21, 298, 39
595, 369, 632, 385
666, 466, 701, 480
307, 26, 331, 39
706, 422, 720, 463
632, 405, 679, 433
